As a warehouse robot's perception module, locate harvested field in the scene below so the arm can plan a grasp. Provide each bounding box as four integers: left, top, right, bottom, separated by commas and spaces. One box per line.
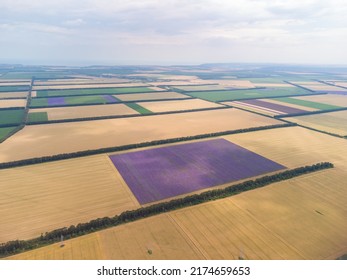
0, 155, 140, 243
275, 97, 341, 110
29, 104, 139, 121
0, 92, 28, 99
34, 78, 130, 86
137, 99, 224, 113
284, 111, 347, 136
115, 91, 188, 101
0, 99, 26, 108
110, 139, 285, 204
292, 81, 343, 92
0, 108, 283, 163
0, 82, 30, 86
5, 215, 203, 260
293, 94, 347, 107
32, 83, 153, 91
36, 87, 156, 97
185, 87, 311, 102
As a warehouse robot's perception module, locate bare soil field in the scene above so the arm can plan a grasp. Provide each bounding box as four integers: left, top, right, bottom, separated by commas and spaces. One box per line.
0, 155, 139, 243
137, 99, 224, 113
0, 92, 28, 99
30, 104, 139, 121
293, 94, 347, 107
0, 108, 283, 163
284, 111, 347, 136
115, 92, 188, 101
0, 99, 26, 108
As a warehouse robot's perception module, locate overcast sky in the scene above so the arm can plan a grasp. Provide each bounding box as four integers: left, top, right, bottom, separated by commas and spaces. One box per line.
1, 0, 347, 65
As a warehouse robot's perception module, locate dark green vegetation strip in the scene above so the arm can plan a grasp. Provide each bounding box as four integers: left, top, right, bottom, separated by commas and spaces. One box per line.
27, 112, 48, 123
0, 86, 29, 92
0, 123, 295, 170
0, 126, 17, 142
30, 98, 48, 107
65, 95, 108, 105
185, 87, 312, 102
0, 109, 25, 126
275, 97, 341, 110
126, 102, 152, 114
0, 162, 333, 258
37, 87, 154, 97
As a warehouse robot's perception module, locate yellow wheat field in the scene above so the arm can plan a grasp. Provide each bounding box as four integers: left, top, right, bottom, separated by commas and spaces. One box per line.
293, 94, 347, 107
284, 111, 347, 137
30, 104, 139, 121
0, 92, 28, 99
115, 91, 188, 101
137, 99, 224, 113
0, 99, 26, 108
0, 108, 283, 163
0, 155, 139, 243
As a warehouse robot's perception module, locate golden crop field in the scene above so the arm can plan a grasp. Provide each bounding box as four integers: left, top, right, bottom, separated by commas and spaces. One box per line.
137, 99, 224, 113
6, 126, 347, 260
0, 91, 28, 99
0, 154, 139, 243
0, 99, 26, 108
30, 104, 139, 121
284, 111, 347, 137
0, 108, 283, 163
115, 91, 188, 101
293, 94, 347, 107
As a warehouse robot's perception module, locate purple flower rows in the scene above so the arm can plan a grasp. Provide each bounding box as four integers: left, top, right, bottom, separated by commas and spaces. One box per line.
241, 99, 307, 114
103, 95, 118, 103
109, 139, 286, 204
326, 90, 347, 95
48, 97, 65, 106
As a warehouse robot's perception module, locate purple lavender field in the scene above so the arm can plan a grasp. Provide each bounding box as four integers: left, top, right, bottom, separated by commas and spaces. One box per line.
109, 139, 286, 204
48, 97, 66, 106
103, 95, 119, 103
241, 99, 307, 114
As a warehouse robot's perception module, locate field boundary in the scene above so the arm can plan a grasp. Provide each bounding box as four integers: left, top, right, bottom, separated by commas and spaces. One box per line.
0, 162, 333, 258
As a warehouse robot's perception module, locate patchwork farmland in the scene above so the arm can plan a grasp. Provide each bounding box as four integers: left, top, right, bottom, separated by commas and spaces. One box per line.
1, 64, 347, 261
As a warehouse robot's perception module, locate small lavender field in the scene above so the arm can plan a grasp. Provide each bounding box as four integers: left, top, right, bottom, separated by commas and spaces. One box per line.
241, 99, 308, 114
48, 97, 66, 106
109, 139, 286, 204
103, 95, 119, 103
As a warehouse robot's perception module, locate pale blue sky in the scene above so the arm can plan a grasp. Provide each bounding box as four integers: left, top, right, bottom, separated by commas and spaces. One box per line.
1, 0, 346, 65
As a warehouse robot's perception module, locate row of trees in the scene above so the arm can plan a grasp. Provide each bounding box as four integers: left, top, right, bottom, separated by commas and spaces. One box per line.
0, 161, 333, 257
0, 123, 295, 170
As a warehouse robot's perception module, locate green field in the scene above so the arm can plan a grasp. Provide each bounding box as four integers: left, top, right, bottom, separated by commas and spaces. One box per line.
184, 87, 312, 102
0, 86, 30, 92
126, 103, 152, 114
30, 99, 48, 107
27, 112, 48, 123
0, 109, 25, 126
30, 95, 115, 108
275, 97, 341, 110
37, 87, 154, 97
0, 126, 17, 141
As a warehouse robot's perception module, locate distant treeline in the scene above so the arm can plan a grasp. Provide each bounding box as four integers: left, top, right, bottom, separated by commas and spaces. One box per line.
0, 162, 334, 258
0, 123, 295, 169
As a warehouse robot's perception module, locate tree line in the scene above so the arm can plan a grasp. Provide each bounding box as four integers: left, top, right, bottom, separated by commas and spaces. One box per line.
0, 161, 333, 257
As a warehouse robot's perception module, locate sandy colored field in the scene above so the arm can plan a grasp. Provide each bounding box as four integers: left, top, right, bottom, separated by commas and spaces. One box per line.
34, 78, 130, 86
30, 104, 139, 121
0, 99, 26, 108
115, 91, 188, 101
0, 79, 31, 83
0, 91, 28, 99
129, 74, 199, 81
252, 83, 294, 87
208, 79, 255, 88
4, 127, 347, 260
0, 155, 139, 243
149, 80, 210, 86
284, 111, 347, 136
0, 108, 283, 163
32, 83, 152, 91
293, 81, 342, 91
224, 101, 279, 116
137, 99, 224, 113
264, 98, 317, 111
173, 85, 226, 91
293, 94, 347, 107
0, 82, 30, 86
5, 215, 204, 260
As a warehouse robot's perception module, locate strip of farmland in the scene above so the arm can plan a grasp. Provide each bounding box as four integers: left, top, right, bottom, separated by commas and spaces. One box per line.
0, 92, 28, 99
292, 94, 347, 107
237, 99, 308, 114
0, 109, 25, 126
0, 127, 18, 142
114, 92, 189, 102
30, 95, 119, 107
110, 139, 285, 204
0, 99, 26, 108
32, 83, 152, 91
0, 108, 284, 163
275, 97, 341, 110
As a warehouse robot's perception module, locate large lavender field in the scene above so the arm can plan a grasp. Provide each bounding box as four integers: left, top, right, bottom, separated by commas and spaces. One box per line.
109, 139, 286, 204
241, 99, 308, 114
48, 97, 66, 106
